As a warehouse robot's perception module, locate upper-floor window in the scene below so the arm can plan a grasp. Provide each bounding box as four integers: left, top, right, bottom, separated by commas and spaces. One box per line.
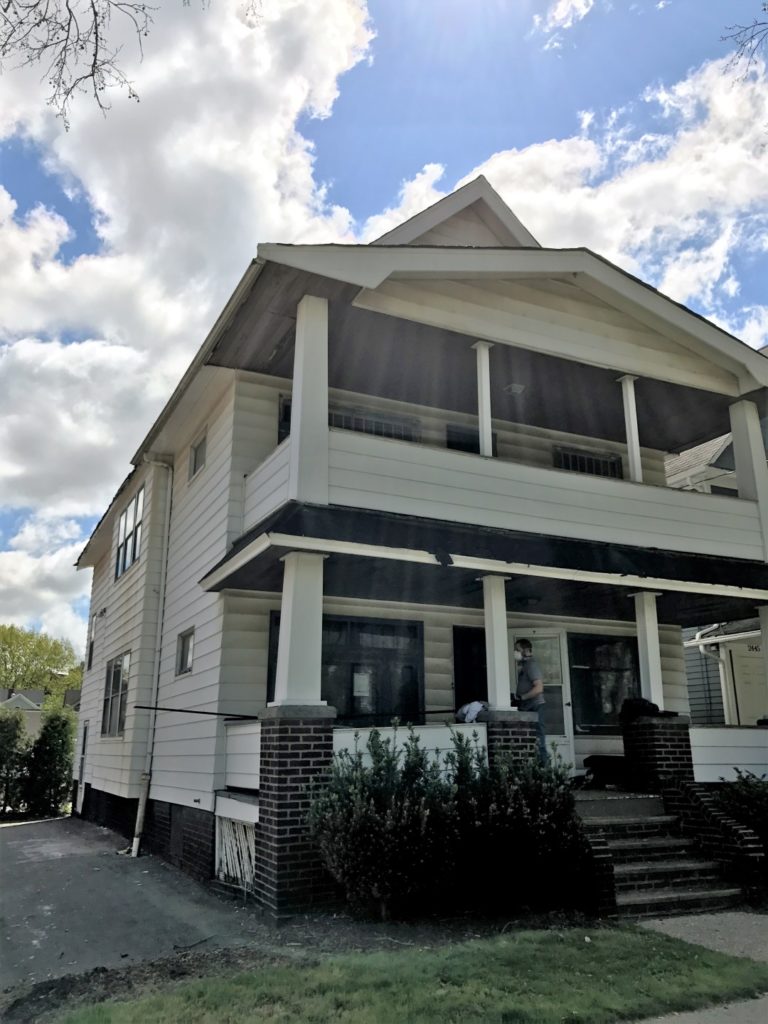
86, 615, 96, 670
176, 628, 195, 675
446, 424, 498, 456
188, 432, 207, 480
102, 652, 130, 736
115, 487, 144, 579
553, 446, 623, 480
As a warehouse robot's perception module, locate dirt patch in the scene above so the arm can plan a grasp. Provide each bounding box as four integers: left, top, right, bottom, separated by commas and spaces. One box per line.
0, 908, 572, 1023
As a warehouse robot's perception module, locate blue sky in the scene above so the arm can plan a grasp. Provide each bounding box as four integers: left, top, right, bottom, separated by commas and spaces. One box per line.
1, 0, 767, 651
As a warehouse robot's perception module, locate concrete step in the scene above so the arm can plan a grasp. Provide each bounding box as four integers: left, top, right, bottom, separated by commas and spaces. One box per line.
607, 836, 698, 862
615, 886, 743, 919
585, 815, 679, 838
576, 792, 665, 820
613, 859, 723, 892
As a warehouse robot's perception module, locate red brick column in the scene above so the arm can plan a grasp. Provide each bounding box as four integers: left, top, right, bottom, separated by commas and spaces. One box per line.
622, 715, 694, 792
253, 705, 336, 918
485, 710, 538, 769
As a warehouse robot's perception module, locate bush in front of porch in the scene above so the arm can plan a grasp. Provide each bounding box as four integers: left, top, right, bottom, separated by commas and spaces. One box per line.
715, 770, 768, 875
307, 729, 592, 921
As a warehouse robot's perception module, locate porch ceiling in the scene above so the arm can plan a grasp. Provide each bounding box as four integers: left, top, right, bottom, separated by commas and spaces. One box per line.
205, 263, 743, 452
203, 503, 765, 627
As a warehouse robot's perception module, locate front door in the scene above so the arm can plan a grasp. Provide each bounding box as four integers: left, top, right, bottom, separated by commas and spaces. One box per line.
509, 630, 575, 766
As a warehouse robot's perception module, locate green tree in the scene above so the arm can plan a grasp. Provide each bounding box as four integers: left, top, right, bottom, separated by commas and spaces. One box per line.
23, 708, 77, 816
0, 707, 28, 814
0, 624, 80, 699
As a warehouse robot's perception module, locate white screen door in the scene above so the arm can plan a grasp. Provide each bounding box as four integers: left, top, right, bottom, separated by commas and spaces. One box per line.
509, 630, 574, 766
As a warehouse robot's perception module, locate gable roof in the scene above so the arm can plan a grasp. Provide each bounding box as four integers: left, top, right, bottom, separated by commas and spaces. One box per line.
1, 693, 42, 711
665, 435, 732, 482
372, 176, 540, 248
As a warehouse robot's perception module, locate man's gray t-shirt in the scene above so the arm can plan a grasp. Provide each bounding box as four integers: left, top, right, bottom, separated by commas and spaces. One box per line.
516, 657, 545, 711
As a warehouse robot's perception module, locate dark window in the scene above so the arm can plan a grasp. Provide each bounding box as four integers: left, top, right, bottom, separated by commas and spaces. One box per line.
86, 615, 96, 671
278, 396, 420, 444
189, 433, 206, 479
102, 652, 130, 736
710, 484, 738, 496
567, 634, 640, 734
87, 640, 94, 671
176, 629, 195, 675
115, 487, 144, 579
446, 424, 498, 456
268, 613, 424, 725
554, 446, 623, 479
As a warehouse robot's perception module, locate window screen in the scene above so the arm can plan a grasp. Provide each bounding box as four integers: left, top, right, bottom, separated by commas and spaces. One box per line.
553, 447, 623, 479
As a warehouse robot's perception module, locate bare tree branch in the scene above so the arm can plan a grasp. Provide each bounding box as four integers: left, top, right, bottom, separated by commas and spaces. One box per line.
0, 0, 155, 125
723, 3, 768, 77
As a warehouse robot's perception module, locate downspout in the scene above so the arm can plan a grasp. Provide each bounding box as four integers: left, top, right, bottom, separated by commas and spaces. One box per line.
692, 626, 731, 726
131, 455, 174, 857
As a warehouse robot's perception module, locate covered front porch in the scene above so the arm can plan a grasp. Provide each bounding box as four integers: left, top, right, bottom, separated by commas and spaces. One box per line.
204, 503, 768, 776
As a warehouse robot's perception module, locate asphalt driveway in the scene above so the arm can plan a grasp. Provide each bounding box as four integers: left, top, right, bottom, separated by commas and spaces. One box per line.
0, 816, 261, 990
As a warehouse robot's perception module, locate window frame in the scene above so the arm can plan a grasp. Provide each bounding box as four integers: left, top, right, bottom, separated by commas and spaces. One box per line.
176, 628, 195, 676
101, 652, 130, 737
115, 486, 144, 580
188, 431, 207, 482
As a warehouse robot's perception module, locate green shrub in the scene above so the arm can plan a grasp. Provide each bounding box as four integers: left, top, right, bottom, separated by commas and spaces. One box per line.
0, 707, 28, 813
715, 770, 768, 851
23, 707, 76, 816
308, 728, 457, 920
308, 728, 592, 919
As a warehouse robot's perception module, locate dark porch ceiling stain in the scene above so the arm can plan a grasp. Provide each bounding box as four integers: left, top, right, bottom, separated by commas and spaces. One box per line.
206, 263, 735, 451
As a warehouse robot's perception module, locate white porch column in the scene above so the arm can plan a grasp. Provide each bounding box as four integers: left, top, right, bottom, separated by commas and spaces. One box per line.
632, 591, 664, 709
271, 551, 326, 707
618, 374, 643, 483
288, 295, 329, 503
471, 341, 494, 457
482, 575, 512, 709
729, 400, 768, 560
758, 606, 768, 720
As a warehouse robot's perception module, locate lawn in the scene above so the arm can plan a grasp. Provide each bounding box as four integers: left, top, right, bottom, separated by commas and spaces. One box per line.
59, 926, 768, 1024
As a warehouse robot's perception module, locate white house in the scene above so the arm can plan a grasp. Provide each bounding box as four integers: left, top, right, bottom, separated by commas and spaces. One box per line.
75, 178, 768, 915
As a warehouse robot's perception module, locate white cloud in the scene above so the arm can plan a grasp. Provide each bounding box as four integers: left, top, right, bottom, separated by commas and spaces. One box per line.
0, 0, 375, 644
360, 163, 447, 242
536, 0, 596, 34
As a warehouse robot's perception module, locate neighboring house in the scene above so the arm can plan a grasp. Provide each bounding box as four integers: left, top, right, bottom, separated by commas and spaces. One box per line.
0, 692, 43, 739
74, 177, 768, 915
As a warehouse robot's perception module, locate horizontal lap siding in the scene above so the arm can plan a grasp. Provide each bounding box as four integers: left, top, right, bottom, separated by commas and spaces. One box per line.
151, 385, 237, 813
690, 727, 768, 781
328, 431, 762, 560
232, 377, 283, 541
78, 464, 168, 799
243, 442, 290, 532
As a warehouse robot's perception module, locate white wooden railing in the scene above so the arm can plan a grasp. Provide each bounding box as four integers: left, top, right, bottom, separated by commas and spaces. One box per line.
327, 430, 763, 562
224, 720, 261, 790
690, 726, 768, 782
243, 439, 291, 533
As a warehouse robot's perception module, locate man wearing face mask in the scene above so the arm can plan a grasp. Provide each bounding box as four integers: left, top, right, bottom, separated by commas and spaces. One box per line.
514, 638, 548, 765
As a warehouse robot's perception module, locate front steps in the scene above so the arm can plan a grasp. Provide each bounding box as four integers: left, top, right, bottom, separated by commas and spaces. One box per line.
577, 791, 743, 918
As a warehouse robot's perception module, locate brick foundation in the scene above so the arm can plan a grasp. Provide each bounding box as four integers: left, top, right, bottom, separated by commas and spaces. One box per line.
78, 784, 138, 838
253, 705, 336, 918
622, 715, 694, 792
77, 784, 215, 881
485, 711, 539, 768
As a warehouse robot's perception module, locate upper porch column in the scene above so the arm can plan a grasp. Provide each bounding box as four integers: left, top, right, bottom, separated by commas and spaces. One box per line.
271, 551, 326, 707
482, 575, 512, 709
288, 295, 329, 503
618, 375, 643, 483
729, 400, 768, 560
471, 341, 494, 457
632, 591, 664, 709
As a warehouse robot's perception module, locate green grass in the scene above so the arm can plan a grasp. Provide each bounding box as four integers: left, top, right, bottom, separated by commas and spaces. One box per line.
59, 926, 768, 1024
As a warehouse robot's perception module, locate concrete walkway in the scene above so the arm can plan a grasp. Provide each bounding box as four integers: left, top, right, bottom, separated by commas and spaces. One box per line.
639, 911, 768, 1024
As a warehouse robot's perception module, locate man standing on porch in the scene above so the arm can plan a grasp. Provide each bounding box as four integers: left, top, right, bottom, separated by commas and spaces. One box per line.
514, 639, 547, 765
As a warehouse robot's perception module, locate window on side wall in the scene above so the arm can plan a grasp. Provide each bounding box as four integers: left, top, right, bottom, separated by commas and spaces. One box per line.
115, 486, 144, 579
188, 432, 207, 481
176, 628, 195, 675
553, 446, 623, 479
102, 652, 130, 736
86, 615, 96, 670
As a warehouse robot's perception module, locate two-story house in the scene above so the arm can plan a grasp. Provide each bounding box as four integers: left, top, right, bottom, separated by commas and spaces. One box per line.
75, 177, 768, 916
